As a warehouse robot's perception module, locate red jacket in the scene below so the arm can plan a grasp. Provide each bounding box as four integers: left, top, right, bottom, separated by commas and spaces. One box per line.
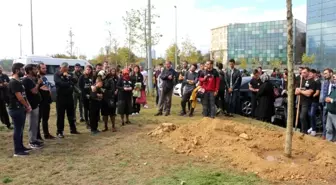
199, 69, 220, 92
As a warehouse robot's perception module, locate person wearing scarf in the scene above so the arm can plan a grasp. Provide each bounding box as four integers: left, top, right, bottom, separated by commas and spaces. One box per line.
116, 69, 134, 125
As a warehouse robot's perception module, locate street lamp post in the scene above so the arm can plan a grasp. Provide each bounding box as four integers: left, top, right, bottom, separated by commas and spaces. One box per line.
30, 0, 34, 55
147, 0, 153, 94
18, 24, 23, 56
174, 5, 177, 69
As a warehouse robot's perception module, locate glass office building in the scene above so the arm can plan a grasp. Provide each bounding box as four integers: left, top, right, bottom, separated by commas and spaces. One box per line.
227, 20, 306, 65
307, 0, 336, 69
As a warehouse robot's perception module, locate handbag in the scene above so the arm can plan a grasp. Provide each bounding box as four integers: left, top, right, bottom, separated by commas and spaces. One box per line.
136, 90, 147, 104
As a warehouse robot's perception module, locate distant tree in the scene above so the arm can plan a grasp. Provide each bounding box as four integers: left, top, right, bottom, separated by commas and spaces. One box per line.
180, 37, 199, 64
270, 59, 282, 69
117, 47, 136, 65
240, 58, 247, 70
78, 55, 87, 60
202, 53, 211, 62
301, 53, 315, 66
165, 44, 180, 63
51, 54, 77, 59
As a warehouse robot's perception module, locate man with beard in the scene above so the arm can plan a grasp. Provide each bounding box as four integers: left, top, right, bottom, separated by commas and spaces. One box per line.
8, 63, 32, 156
179, 61, 190, 110
249, 69, 262, 118
36, 63, 55, 140
320, 68, 334, 139
54, 62, 80, 138
225, 59, 241, 116
0, 66, 11, 129
22, 64, 43, 148
73, 63, 84, 122
295, 67, 315, 134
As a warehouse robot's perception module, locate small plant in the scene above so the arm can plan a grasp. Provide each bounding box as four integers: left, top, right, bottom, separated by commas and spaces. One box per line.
2, 177, 13, 184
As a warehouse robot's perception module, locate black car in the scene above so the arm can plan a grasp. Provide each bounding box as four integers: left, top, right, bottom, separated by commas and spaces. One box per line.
239, 76, 283, 116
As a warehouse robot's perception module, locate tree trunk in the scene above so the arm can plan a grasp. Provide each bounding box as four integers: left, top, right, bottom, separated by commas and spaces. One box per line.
284, 0, 295, 158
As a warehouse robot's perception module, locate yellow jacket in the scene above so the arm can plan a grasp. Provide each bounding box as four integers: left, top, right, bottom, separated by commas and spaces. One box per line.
190, 86, 201, 109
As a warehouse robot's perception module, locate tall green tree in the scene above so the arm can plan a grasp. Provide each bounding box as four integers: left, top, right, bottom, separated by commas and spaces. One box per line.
284, 0, 295, 158
301, 53, 315, 66
180, 37, 199, 64
165, 44, 180, 63
117, 47, 136, 65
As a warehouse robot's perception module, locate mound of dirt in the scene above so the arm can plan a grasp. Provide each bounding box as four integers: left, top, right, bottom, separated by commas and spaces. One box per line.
150, 118, 336, 184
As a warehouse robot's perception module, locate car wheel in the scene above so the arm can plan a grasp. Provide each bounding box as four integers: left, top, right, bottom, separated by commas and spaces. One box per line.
241, 100, 252, 116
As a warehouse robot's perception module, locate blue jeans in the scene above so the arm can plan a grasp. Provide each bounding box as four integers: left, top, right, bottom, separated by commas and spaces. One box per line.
8, 108, 26, 153
309, 102, 318, 131
202, 91, 216, 118
322, 103, 328, 137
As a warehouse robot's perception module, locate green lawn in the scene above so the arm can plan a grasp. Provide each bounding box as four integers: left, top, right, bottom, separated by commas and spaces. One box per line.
0, 96, 267, 185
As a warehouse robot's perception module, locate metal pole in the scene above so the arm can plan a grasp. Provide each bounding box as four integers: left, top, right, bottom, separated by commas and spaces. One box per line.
144, 9, 148, 70
174, 5, 177, 69
147, 0, 153, 93
18, 24, 22, 56
30, 0, 34, 55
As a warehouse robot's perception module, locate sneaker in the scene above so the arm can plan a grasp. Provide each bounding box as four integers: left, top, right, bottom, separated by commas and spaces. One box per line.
57, 133, 65, 138
6, 124, 13, 130
164, 112, 170, 116
180, 112, 186, 116
36, 141, 44, 146
37, 139, 44, 143
307, 128, 313, 134
91, 130, 100, 135
80, 118, 85, 122
29, 143, 43, 149
70, 131, 81, 135
132, 113, 135, 116
144, 105, 149, 109
136, 112, 139, 115
45, 135, 56, 140
310, 131, 317, 137
14, 152, 29, 157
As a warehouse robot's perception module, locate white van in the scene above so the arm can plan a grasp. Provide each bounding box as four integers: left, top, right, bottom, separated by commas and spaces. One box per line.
13, 55, 90, 84
13, 56, 91, 101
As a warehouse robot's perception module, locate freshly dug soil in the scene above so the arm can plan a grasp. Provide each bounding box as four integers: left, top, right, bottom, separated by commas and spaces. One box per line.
149, 118, 336, 184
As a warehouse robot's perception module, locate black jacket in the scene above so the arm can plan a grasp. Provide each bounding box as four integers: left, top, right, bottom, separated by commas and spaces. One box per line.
225, 68, 241, 90
54, 71, 77, 97
218, 70, 226, 92
160, 68, 177, 92
130, 73, 144, 89
78, 74, 93, 99
0, 74, 10, 102
102, 77, 115, 101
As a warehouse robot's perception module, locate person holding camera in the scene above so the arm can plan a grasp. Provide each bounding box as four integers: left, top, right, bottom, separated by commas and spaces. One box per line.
89, 74, 104, 135
0, 66, 11, 129
36, 63, 55, 140
22, 64, 43, 149
79, 65, 93, 129
73, 63, 84, 123
8, 63, 32, 156
54, 62, 80, 138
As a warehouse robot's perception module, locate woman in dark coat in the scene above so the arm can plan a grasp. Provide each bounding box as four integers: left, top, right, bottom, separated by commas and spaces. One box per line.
116, 69, 133, 125
111, 68, 119, 112
256, 75, 275, 122
101, 69, 116, 132
130, 65, 144, 115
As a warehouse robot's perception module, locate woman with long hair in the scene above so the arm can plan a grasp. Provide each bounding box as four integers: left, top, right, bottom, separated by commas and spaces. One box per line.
131, 65, 144, 115
78, 65, 93, 129
116, 69, 133, 125
101, 69, 117, 132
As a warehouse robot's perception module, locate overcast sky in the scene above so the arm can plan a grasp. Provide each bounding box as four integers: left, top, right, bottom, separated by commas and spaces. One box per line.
0, 0, 306, 60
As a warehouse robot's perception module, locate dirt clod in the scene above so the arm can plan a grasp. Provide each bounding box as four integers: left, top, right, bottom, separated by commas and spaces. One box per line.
150, 118, 336, 184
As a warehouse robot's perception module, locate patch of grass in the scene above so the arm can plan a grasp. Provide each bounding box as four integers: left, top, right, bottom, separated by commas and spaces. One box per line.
147, 166, 264, 185
2, 177, 13, 184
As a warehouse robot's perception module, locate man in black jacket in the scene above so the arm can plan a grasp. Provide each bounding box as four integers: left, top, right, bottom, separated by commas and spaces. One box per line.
225, 59, 241, 116
155, 61, 176, 116
216, 63, 227, 115
0, 66, 11, 129
54, 62, 80, 138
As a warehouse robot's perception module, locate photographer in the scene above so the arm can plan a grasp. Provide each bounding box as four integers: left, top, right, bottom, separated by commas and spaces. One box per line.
54, 62, 80, 138
0, 66, 11, 129
22, 64, 43, 149
37, 63, 55, 140
79, 65, 93, 129
73, 63, 84, 122
90, 75, 104, 135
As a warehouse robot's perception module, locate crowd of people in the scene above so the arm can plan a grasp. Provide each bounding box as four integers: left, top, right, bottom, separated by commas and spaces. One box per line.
2, 59, 336, 157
